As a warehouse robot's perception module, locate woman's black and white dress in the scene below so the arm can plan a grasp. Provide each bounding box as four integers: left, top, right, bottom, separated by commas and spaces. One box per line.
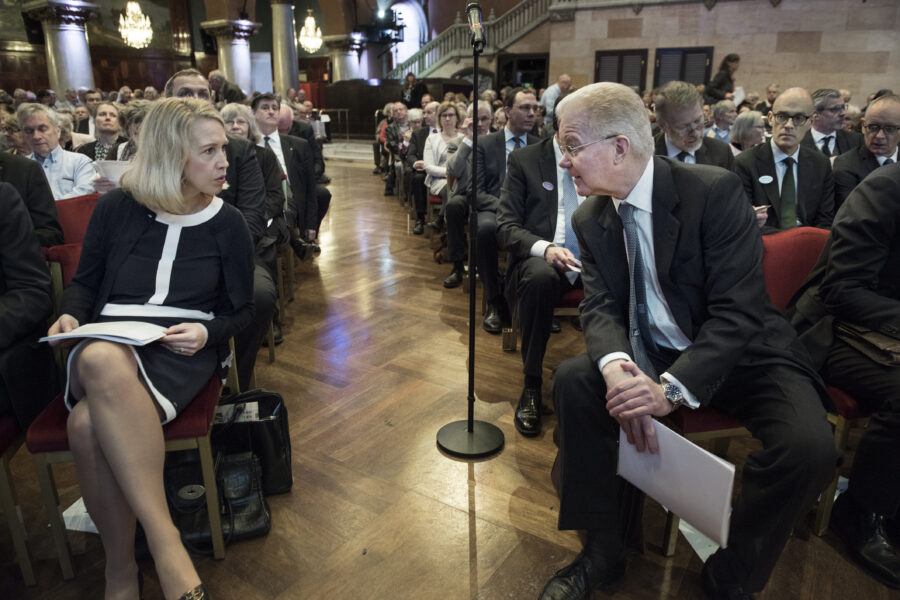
62, 190, 255, 423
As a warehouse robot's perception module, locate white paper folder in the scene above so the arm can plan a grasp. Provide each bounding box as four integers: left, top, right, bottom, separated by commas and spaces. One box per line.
617, 419, 736, 548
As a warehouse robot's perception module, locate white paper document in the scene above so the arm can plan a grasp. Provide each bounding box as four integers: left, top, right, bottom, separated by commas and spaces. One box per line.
732, 86, 745, 107
40, 321, 167, 346
617, 420, 735, 547
93, 160, 131, 185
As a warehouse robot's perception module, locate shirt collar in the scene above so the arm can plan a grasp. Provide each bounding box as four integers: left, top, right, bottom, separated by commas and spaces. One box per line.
259, 130, 280, 146
30, 144, 62, 164
505, 126, 524, 146
664, 135, 692, 159
771, 139, 799, 164
810, 127, 834, 143
878, 148, 898, 165
612, 157, 654, 214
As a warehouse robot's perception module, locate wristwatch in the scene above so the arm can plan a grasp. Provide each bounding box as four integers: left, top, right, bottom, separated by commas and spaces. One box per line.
663, 383, 686, 409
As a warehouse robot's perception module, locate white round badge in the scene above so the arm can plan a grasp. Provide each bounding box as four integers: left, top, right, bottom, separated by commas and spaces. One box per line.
542, 181, 554, 191
758, 175, 774, 185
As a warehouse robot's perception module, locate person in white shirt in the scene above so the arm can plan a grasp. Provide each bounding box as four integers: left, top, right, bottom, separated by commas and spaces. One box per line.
17, 103, 93, 200
540, 74, 572, 126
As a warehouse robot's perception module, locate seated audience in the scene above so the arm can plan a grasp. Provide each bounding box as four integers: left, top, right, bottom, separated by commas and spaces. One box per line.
54, 108, 94, 151
705, 99, 737, 142
0, 183, 58, 429
77, 101, 125, 161
729, 110, 766, 155
802, 88, 863, 156
541, 81, 835, 600
755, 83, 779, 115
55, 88, 78, 111
423, 101, 463, 222
48, 98, 252, 600
406, 101, 439, 235
17, 103, 94, 200
92, 100, 152, 194
653, 80, 735, 169
735, 88, 835, 233
0, 150, 62, 247
384, 102, 411, 196
844, 103, 862, 132
492, 106, 507, 131
117, 86, 133, 104
833, 94, 899, 209
2, 113, 29, 155
789, 162, 900, 589
143, 86, 160, 101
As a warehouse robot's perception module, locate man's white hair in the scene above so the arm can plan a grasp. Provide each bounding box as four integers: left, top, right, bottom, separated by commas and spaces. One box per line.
556, 82, 653, 158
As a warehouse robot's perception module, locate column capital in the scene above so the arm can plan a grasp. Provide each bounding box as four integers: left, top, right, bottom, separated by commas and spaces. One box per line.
200, 19, 261, 41
323, 34, 363, 53
23, 0, 99, 26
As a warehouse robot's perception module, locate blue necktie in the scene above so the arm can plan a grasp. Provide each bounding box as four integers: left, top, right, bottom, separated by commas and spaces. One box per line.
618, 203, 658, 379
563, 172, 579, 260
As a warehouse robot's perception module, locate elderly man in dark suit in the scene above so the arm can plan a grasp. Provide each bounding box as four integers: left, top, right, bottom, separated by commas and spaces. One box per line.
497, 133, 583, 437
789, 163, 900, 589
407, 101, 440, 234
444, 87, 539, 331
833, 94, 900, 209
801, 88, 863, 157
653, 80, 734, 170
0, 151, 62, 247
539, 82, 836, 600
280, 104, 331, 232
735, 87, 835, 234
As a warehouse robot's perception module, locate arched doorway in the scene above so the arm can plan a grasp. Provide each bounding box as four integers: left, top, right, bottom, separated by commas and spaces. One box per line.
389, 0, 427, 68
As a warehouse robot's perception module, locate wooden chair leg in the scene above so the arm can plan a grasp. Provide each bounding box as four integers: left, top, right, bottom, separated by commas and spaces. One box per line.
33, 454, 74, 579
814, 415, 850, 536
275, 255, 285, 317
197, 435, 225, 560
1, 448, 35, 585
286, 251, 295, 302
267, 321, 276, 364
663, 510, 680, 557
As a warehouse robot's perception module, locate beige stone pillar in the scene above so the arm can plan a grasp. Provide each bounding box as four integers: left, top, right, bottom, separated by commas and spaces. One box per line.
200, 19, 261, 96
324, 35, 361, 82
23, 0, 99, 94
271, 1, 299, 97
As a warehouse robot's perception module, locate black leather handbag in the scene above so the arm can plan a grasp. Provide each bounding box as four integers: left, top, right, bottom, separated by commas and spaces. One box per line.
164, 449, 271, 555
212, 389, 293, 496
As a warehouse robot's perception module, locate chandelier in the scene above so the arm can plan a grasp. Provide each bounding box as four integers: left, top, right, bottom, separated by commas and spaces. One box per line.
299, 9, 322, 53
119, 2, 153, 49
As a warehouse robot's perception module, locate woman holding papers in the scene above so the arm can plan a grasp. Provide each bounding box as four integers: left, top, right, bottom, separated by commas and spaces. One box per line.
47, 98, 254, 600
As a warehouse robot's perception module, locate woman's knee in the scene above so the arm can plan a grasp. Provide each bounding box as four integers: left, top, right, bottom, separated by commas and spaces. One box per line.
75, 342, 135, 385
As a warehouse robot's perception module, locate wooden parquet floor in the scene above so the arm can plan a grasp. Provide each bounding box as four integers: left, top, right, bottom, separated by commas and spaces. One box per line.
0, 160, 895, 599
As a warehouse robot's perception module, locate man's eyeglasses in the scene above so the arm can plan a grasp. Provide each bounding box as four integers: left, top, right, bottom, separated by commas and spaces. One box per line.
864, 123, 900, 136
560, 134, 619, 159
818, 104, 846, 115
672, 116, 705, 137
772, 113, 811, 127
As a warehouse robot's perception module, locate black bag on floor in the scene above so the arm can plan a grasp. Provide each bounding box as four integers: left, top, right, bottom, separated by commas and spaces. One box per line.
164, 449, 271, 555
212, 389, 293, 496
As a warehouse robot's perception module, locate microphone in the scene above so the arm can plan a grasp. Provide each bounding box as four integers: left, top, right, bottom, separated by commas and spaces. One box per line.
466, 1, 485, 51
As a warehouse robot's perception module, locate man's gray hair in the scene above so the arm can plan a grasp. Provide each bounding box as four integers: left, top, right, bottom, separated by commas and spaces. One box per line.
407, 108, 423, 121
208, 69, 225, 82
811, 89, 842, 111
654, 80, 702, 124
16, 103, 63, 129
466, 100, 492, 117
556, 82, 654, 159
730, 110, 763, 146
712, 100, 736, 119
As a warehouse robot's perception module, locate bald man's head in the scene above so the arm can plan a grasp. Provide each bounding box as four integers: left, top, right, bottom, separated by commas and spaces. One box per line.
769, 87, 814, 154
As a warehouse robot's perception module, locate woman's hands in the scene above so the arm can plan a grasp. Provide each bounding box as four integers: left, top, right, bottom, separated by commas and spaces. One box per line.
93, 177, 116, 194
161, 322, 208, 356
47, 314, 80, 348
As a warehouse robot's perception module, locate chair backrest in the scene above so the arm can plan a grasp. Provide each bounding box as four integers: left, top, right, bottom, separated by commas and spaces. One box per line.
761, 227, 830, 311
55, 193, 99, 245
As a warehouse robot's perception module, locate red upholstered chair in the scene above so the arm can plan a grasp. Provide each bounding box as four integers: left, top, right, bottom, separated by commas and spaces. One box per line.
42, 193, 100, 317
0, 416, 35, 585
660, 227, 830, 555
26, 354, 239, 578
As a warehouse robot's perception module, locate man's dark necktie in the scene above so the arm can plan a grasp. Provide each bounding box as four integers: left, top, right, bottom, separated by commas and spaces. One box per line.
618, 203, 658, 379
821, 136, 833, 157
884, 158, 895, 165
676, 151, 689, 162
514, 136, 523, 150
563, 172, 579, 261
264, 135, 272, 150
780, 157, 797, 230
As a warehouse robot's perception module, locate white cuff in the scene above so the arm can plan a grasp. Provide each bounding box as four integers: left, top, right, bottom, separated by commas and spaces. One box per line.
598, 352, 632, 372
462, 137, 473, 148
660, 372, 699, 409
531, 240, 552, 259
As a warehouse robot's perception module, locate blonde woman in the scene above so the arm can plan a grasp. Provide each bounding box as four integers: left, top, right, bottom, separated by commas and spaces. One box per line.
48, 98, 254, 600
423, 101, 464, 202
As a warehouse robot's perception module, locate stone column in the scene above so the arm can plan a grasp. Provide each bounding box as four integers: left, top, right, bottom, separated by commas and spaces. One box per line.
200, 19, 261, 96
271, 1, 299, 97
23, 0, 99, 94
324, 35, 361, 82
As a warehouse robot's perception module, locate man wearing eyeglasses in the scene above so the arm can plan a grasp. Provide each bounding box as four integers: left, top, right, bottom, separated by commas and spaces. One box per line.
652, 80, 734, 171
802, 88, 863, 157
833, 94, 900, 209
540, 81, 835, 600
735, 87, 835, 234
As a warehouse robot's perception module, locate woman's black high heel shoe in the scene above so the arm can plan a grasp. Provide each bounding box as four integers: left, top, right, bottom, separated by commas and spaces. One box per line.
179, 583, 209, 600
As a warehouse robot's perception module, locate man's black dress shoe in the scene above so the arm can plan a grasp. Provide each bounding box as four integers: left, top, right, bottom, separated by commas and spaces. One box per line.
701, 553, 754, 599
290, 238, 311, 261
514, 386, 541, 436
831, 492, 900, 588
550, 317, 561, 333
272, 321, 284, 345
539, 552, 625, 600
483, 303, 503, 333
572, 316, 582, 332
427, 217, 444, 233
413, 218, 425, 235
443, 266, 463, 288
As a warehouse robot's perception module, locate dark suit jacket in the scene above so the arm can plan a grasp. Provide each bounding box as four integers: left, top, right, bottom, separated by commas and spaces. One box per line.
653, 133, 735, 171
406, 126, 430, 169
573, 157, 819, 404
289, 119, 325, 176
0, 152, 62, 247
475, 130, 539, 212
734, 141, 835, 232
220, 136, 266, 246
219, 79, 246, 104
800, 129, 863, 156
789, 162, 900, 369
832, 144, 892, 210
279, 133, 317, 231
75, 116, 91, 135
75, 136, 128, 161
0, 183, 57, 429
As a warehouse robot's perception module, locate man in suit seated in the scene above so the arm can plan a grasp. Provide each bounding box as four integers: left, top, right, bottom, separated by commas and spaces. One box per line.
0, 151, 62, 246
735, 87, 835, 233
208, 69, 246, 105
653, 80, 734, 170
496, 129, 583, 437
17, 103, 94, 200
789, 163, 900, 589
540, 81, 836, 600
444, 88, 539, 331
408, 101, 440, 235
833, 94, 899, 209
279, 104, 331, 233
754, 83, 779, 117
74, 89, 101, 136
802, 88, 863, 157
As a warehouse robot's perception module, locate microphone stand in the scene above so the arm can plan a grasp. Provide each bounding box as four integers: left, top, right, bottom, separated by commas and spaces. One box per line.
437, 3, 504, 459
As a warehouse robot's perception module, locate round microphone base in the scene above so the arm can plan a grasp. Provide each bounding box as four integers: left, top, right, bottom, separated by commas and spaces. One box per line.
436, 420, 504, 459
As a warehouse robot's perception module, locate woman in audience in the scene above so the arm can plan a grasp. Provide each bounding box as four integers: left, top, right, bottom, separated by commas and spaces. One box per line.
729, 110, 766, 155
423, 101, 463, 206
77, 101, 123, 161
47, 98, 254, 600
492, 106, 507, 132
92, 100, 152, 193
2, 114, 29, 155
706, 52, 740, 105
